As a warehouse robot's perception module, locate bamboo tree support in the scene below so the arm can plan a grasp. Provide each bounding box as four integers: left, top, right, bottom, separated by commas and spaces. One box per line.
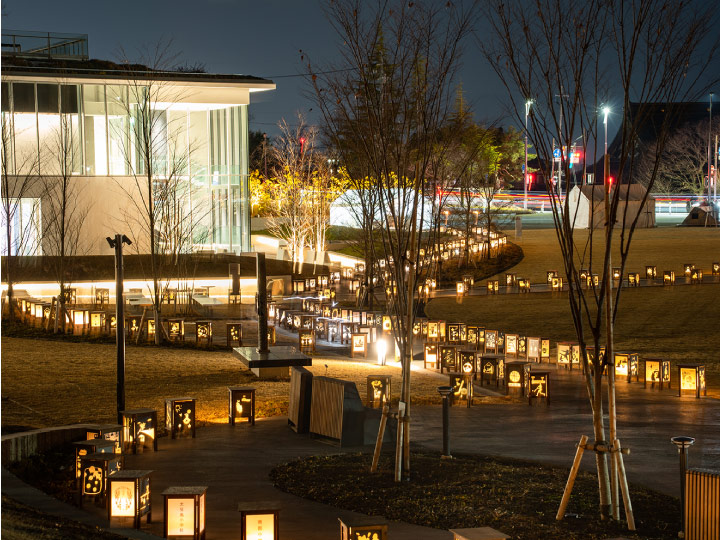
135, 307, 147, 345
370, 403, 391, 473
613, 438, 636, 530
394, 403, 404, 482
557, 434, 589, 520
46, 297, 56, 331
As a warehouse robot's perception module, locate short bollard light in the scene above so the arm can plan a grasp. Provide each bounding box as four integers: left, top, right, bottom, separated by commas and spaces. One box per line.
165, 397, 196, 439
238, 503, 279, 540
228, 387, 255, 426
121, 409, 158, 454
671, 436, 695, 538
108, 470, 152, 529
162, 486, 207, 539
438, 385, 453, 458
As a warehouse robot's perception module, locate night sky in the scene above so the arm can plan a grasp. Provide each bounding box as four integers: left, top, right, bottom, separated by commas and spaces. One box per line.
2, 0, 511, 136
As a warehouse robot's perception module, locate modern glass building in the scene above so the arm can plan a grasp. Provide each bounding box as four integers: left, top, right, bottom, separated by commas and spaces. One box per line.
1, 31, 274, 256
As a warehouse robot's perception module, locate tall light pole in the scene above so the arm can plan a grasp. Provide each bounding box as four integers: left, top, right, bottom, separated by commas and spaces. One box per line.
603, 106, 610, 173
524, 99, 533, 210
708, 93, 713, 204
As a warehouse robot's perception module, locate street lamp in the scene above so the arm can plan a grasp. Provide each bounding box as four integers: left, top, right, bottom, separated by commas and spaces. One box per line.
603, 106, 611, 185
524, 99, 533, 210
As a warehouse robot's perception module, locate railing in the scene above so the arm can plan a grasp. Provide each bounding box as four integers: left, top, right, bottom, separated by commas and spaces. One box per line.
1, 30, 88, 60
685, 468, 720, 540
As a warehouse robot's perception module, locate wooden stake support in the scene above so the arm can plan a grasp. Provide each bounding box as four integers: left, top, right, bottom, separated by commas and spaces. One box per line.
557, 434, 588, 520
370, 403, 390, 473
614, 438, 636, 530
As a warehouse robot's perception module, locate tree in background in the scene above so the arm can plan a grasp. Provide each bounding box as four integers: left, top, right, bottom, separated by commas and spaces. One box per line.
308, 0, 473, 481
267, 114, 343, 270
485, 0, 718, 524
1, 113, 42, 323
41, 103, 91, 332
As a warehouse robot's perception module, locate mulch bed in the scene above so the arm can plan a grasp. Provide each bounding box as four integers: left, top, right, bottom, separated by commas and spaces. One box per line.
270, 451, 679, 540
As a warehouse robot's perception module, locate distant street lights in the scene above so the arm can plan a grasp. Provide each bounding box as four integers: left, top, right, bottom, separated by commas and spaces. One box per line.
603, 106, 611, 185
524, 99, 533, 210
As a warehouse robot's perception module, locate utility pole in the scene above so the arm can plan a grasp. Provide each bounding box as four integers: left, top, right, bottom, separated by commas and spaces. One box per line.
708, 93, 713, 204
555, 90, 569, 201
524, 99, 533, 210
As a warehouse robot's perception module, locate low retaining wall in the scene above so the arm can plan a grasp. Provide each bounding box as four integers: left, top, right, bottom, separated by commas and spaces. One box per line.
1, 424, 97, 466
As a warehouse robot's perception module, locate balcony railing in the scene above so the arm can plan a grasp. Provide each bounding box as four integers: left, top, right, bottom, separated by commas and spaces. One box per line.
1, 30, 88, 60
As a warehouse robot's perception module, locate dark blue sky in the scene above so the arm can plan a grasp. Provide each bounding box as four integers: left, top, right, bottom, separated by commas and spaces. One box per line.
2, 0, 511, 136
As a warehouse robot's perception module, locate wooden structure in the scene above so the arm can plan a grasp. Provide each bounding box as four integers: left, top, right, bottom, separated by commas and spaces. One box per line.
288, 367, 312, 433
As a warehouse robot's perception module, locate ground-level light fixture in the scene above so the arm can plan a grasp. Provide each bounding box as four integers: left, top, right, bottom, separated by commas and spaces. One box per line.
643, 358, 671, 389
78, 452, 124, 507
122, 409, 158, 454
528, 371, 550, 405
229, 387, 256, 426
677, 364, 706, 398
646, 265, 657, 280
351, 333, 368, 358
195, 321, 213, 346
73, 439, 116, 478
339, 516, 387, 540
86, 424, 123, 454
366, 374, 391, 408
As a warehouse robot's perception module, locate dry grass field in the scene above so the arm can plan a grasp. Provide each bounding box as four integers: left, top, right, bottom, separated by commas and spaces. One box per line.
0, 337, 508, 430
506, 227, 719, 283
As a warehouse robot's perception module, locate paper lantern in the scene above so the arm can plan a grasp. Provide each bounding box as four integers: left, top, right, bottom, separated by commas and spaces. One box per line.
366, 375, 391, 408
612, 267, 621, 280
163, 486, 207, 539
677, 364, 706, 398
292, 279, 305, 293
339, 517, 387, 540
447, 323, 466, 344
439, 345, 459, 374
528, 371, 550, 405
228, 387, 255, 426
86, 424, 123, 454
449, 372, 473, 407
351, 333, 368, 358
504, 334, 519, 358
109, 470, 152, 529
73, 439, 116, 479
643, 358, 671, 389
122, 409, 158, 454
479, 354, 504, 387
95, 288, 110, 307
238, 503, 279, 540
456, 281, 466, 296
712, 262, 719, 276
663, 270, 675, 285
424, 343, 438, 370
484, 330, 498, 353
505, 362, 530, 396
614, 353, 639, 383
486, 280, 499, 295
78, 452, 123, 507
628, 272, 640, 287
458, 350, 477, 375
227, 323, 243, 347
195, 321, 213, 346
165, 397, 196, 439
505, 273, 516, 287
645, 265, 657, 279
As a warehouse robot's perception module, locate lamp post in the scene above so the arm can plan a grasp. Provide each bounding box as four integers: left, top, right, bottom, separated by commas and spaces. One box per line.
707, 93, 713, 209
603, 106, 610, 181
106, 234, 132, 424
524, 99, 533, 210
671, 436, 695, 538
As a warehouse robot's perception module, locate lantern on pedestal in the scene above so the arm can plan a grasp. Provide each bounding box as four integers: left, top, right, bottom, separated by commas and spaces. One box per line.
458, 350, 476, 376
556, 342, 573, 369
229, 387, 255, 426
162, 486, 207, 539
643, 358, 671, 389
612, 267, 621, 281
646, 265, 657, 280
238, 503, 279, 540
628, 272, 640, 287
479, 354, 504, 387
541, 339, 550, 361
366, 375, 391, 407
447, 323, 466, 344
122, 409, 158, 454
551, 276, 563, 291
339, 517, 387, 540
108, 470, 152, 529
690, 268, 703, 284
484, 330, 498, 353
663, 270, 675, 285
526, 337, 541, 362
546, 270, 558, 284
683, 263, 695, 278
504, 334, 519, 358
677, 364, 706, 398
486, 280, 499, 295
165, 397, 196, 439
505, 273, 516, 287
712, 262, 719, 276
456, 281, 466, 296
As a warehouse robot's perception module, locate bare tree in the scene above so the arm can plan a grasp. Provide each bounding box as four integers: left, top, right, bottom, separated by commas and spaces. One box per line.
308, 0, 473, 480
1, 113, 42, 323
41, 109, 90, 332
484, 0, 719, 523
636, 119, 720, 194
267, 115, 342, 270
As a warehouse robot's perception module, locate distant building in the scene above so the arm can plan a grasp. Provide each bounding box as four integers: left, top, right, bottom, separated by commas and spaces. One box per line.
1, 30, 275, 256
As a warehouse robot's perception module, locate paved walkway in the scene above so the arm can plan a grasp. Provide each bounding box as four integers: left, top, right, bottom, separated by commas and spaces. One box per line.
4, 355, 719, 539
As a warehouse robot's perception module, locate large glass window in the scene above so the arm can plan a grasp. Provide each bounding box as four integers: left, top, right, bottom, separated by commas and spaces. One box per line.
107, 85, 129, 175
0, 197, 42, 256
82, 85, 107, 175
188, 111, 208, 177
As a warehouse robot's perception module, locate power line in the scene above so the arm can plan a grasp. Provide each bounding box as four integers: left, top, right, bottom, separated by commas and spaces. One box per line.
261, 67, 356, 79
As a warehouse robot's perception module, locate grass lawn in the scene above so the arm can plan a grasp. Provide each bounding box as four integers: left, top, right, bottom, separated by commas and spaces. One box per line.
505, 227, 719, 284
0, 337, 511, 430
